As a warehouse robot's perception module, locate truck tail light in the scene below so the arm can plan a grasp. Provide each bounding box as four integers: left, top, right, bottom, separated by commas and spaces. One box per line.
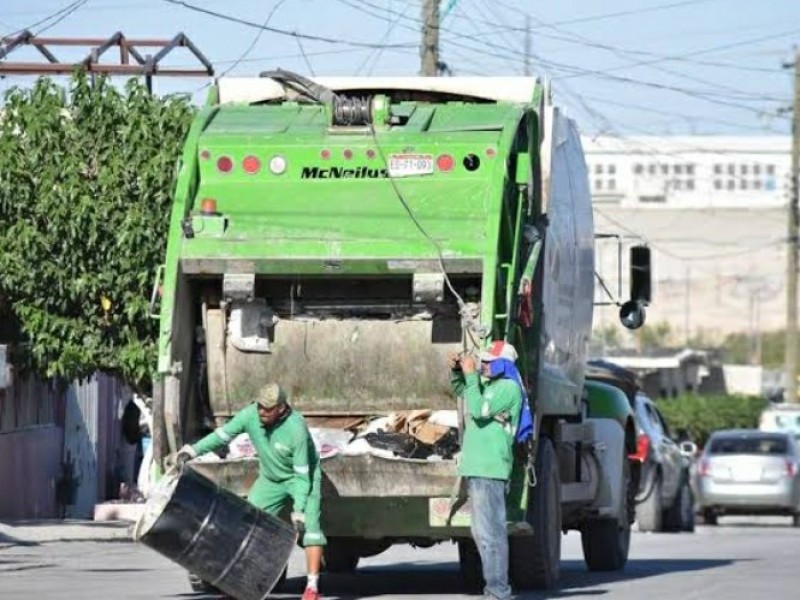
628, 433, 650, 463
216, 156, 233, 173
242, 155, 261, 174
436, 154, 454, 172
269, 155, 287, 175
199, 198, 218, 215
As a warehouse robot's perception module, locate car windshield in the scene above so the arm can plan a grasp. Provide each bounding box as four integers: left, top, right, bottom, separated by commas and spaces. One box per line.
708, 435, 788, 456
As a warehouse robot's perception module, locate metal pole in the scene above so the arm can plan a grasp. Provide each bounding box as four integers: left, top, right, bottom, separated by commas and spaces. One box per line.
684, 265, 691, 347
421, 0, 440, 76
785, 51, 800, 403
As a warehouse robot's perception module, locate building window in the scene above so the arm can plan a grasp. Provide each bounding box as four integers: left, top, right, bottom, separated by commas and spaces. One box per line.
674, 180, 683, 191
687, 164, 695, 175
728, 164, 735, 175
741, 179, 748, 190
767, 164, 776, 176
639, 195, 666, 203
595, 164, 603, 174
674, 164, 683, 175
608, 164, 616, 175
754, 179, 762, 190
714, 164, 722, 175
648, 164, 657, 175
741, 164, 749, 175
608, 179, 617, 191
727, 180, 735, 190
661, 164, 669, 175
634, 163, 644, 175
687, 179, 695, 191
595, 179, 603, 190
754, 164, 761, 175
714, 180, 722, 190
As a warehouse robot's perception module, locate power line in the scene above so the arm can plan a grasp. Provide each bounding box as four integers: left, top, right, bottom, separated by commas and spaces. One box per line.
35, 0, 88, 35
3, 0, 87, 38
294, 35, 316, 76
163, 0, 417, 49
216, 0, 286, 80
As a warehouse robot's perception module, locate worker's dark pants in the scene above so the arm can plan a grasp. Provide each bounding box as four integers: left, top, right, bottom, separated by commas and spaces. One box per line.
468, 477, 511, 600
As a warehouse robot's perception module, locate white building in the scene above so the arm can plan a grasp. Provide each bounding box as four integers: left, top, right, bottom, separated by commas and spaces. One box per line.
581, 136, 791, 209
581, 136, 792, 345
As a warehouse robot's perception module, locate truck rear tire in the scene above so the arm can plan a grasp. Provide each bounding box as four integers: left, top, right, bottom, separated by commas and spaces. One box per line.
457, 539, 485, 594
323, 539, 361, 573
636, 472, 663, 532
509, 437, 561, 590
581, 451, 631, 571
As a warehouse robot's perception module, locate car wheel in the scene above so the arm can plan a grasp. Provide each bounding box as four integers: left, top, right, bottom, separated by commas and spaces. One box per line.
457, 538, 485, 594
792, 514, 800, 528
664, 479, 694, 533
636, 472, 663, 532
702, 509, 718, 526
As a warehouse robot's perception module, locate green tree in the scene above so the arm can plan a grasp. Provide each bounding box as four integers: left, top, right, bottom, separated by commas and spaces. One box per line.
0, 74, 195, 389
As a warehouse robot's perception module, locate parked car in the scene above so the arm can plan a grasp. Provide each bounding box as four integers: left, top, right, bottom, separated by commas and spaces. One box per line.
694, 429, 800, 526
631, 393, 696, 532
585, 360, 695, 533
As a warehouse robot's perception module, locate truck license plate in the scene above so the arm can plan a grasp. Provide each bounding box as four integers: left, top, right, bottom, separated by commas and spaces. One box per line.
387, 154, 434, 178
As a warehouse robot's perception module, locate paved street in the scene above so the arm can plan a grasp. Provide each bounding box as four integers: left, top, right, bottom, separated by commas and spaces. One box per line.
1, 517, 798, 599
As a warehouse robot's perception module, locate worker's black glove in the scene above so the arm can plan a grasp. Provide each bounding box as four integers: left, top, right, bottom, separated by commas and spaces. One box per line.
291, 512, 306, 537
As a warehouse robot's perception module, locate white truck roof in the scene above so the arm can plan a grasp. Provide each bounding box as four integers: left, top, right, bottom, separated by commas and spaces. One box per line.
216, 76, 540, 105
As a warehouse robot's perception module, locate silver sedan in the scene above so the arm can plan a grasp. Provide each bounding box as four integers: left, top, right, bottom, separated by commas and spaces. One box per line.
694, 429, 800, 526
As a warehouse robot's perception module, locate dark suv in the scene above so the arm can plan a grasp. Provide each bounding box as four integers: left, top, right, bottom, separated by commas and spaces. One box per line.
632, 393, 696, 532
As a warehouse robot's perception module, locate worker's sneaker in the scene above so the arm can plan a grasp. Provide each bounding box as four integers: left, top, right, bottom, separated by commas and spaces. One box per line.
301, 587, 321, 600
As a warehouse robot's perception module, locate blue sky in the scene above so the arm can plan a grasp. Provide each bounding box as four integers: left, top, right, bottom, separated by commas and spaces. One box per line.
1, 0, 798, 136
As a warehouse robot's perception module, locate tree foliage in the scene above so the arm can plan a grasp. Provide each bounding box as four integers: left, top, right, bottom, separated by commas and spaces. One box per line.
0, 74, 195, 389
657, 393, 768, 447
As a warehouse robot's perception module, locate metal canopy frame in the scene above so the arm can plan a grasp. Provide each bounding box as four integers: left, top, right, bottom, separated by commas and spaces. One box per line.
0, 31, 214, 90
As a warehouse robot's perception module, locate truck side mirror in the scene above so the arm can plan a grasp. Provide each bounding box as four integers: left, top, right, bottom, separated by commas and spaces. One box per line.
619, 300, 646, 330
630, 245, 651, 304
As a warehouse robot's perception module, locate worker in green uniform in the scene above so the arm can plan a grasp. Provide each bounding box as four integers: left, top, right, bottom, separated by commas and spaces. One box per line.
449, 341, 523, 600
176, 383, 325, 600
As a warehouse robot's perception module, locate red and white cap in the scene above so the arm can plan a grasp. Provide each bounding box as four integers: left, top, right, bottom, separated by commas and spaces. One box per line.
479, 340, 518, 363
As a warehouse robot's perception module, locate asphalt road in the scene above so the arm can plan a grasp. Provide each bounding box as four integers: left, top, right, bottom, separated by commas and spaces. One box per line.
1, 517, 797, 599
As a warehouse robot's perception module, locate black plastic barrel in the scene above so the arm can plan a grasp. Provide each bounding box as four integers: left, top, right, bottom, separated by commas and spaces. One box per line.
134, 466, 296, 600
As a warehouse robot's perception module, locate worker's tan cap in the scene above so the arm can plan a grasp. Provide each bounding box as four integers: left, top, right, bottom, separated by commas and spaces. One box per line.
256, 383, 286, 409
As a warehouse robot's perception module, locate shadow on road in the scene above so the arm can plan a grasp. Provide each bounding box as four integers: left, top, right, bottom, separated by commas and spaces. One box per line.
176, 556, 736, 599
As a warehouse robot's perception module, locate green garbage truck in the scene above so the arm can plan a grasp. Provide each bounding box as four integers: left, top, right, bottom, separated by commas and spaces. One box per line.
149, 73, 649, 590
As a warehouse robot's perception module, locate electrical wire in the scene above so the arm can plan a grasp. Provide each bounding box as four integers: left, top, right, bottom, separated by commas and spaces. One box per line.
163, 0, 416, 49
2, 0, 87, 39
294, 35, 316, 77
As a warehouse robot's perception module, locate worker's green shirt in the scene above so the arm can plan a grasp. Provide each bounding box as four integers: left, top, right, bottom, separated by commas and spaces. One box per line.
451, 370, 522, 480
192, 404, 318, 512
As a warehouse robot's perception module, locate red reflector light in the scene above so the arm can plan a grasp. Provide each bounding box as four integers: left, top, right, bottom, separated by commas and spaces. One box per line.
343, 149, 353, 160
242, 155, 261, 174
321, 149, 331, 160
366, 149, 376, 160
200, 149, 211, 160
628, 433, 650, 463
436, 154, 454, 172
200, 198, 218, 215
216, 156, 233, 173
486, 147, 497, 158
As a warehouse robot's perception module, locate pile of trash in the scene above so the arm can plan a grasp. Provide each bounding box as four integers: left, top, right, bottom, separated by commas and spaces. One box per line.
311, 409, 460, 462
221, 409, 461, 462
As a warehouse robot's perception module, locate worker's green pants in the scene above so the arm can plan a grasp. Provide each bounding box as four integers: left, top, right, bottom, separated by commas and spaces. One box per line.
247, 468, 327, 547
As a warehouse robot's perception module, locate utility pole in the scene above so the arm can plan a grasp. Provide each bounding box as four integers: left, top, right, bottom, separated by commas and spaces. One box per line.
524, 15, 532, 77
785, 51, 800, 404
421, 0, 440, 76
